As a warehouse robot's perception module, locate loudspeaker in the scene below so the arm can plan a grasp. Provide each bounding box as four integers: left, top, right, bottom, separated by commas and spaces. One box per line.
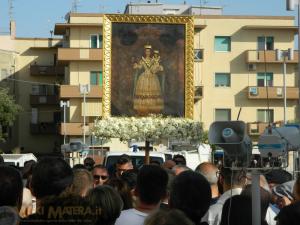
209, 121, 252, 167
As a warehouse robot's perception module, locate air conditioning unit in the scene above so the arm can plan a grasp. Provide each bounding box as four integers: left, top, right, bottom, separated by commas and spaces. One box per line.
276, 87, 283, 96
249, 87, 258, 96
248, 63, 257, 71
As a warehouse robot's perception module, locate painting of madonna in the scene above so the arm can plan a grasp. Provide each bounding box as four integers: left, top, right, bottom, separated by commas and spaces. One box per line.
111, 23, 185, 117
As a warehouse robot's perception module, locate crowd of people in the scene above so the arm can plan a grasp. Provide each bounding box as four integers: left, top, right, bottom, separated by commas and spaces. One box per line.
0, 153, 300, 225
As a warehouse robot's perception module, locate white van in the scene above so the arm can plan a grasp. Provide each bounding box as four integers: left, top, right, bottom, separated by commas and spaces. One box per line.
103, 151, 166, 169
159, 144, 212, 170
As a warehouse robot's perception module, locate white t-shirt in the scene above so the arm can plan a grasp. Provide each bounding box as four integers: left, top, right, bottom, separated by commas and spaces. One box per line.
115, 208, 149, 225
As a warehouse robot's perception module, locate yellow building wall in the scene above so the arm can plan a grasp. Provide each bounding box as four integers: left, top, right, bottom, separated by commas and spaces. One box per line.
70, 15, 103, 24
70, 27, 102, 48
69, 61, 102, 85
12, 38, 63, 153
194, 17, 297, 130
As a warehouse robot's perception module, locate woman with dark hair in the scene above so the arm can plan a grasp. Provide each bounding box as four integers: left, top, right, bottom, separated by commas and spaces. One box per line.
86, 185, 123, 225
169, 171, 211, 225
220, 194, 269, 225
106, 178, 133, 210
144, 209, 194, 225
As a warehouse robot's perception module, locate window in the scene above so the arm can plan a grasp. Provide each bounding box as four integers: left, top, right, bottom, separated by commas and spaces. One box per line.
215, 73, 230, 87
257, 36, 274, 50
215, 36, 231, 52
99, 35, 103, 48
90, 71, 103, 86
1, 69, 8, 79
257, 109, 274, 123
215, 109, 231, 121
257, 73, 273, 87
194, 49, 203, 61
90, 34, 103, 48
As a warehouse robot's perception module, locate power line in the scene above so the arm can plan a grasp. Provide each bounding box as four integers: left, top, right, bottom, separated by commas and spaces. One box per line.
18, 110, 61, 115
3, 77, 61, 86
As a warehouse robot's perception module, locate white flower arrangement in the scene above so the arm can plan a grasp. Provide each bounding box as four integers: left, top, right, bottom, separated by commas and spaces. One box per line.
91, 115, 203, 143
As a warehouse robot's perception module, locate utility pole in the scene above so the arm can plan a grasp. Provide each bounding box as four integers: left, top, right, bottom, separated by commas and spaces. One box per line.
80, 84, 90, 144
276, 49, 294, 125
60, 100, 70, 144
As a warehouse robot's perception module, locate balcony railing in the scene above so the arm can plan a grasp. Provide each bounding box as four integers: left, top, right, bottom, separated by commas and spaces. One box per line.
30, 95, 59, 105
30, 122, 59, 135
30, 65, 65, 76
57, 48, 103, 61
247, 86, 299, 100
60, 123, 94, 136
246, 50, 299, 64
60, 85, 102, 99
247, 122, 282, 136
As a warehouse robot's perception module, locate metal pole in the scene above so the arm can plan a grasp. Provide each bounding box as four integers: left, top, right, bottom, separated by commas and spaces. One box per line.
283, 57, 287, 124
298, 2, 300, 118
83, 91, 86, 144
252, 170, 261, 225
296, 1, 300, 180
64, 103, 66, 144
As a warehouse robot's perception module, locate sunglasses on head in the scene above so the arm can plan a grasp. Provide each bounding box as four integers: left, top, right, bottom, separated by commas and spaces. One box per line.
93, 175, 108, 180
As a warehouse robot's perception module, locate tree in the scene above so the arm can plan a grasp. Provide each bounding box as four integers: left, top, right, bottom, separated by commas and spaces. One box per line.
0, 88, 21, 141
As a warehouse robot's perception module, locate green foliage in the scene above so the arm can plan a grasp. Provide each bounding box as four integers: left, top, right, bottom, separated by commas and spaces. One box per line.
0, 88, 22, 141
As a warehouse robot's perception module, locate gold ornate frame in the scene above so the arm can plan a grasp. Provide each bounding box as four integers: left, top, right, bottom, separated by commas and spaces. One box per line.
102, 14, 194, 118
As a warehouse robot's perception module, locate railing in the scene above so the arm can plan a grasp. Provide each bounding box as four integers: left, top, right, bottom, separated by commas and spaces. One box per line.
30, 65, 65, 76
60, 85, 102, 98
30, 95, 59, 105
247, 86, 299, 100
59, 123, 94, 136
30, 122, 59, 135
246, 50, 299, 63
57, 48, 103, 61
247, 121, 283, 136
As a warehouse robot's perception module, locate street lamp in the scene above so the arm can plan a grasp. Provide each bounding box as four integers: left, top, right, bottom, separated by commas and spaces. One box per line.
79, 84, 90, 144
276, 49, 294, 124
287, 0, 300, 179
60, 100, 70, 144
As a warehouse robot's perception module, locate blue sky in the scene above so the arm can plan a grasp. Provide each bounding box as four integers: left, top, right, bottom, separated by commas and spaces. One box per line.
0, 0, 298, 38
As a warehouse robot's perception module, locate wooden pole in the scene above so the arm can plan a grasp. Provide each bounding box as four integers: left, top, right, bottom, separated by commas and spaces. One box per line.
145, 140, 150, 165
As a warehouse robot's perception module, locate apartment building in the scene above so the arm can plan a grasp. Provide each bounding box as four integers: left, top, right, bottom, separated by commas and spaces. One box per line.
0, 3, 298, 153
0, 21, 64, 153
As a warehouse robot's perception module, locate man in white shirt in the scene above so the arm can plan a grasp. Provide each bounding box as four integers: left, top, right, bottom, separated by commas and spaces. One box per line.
115, 165, 168, 225
203, 167, 246, 225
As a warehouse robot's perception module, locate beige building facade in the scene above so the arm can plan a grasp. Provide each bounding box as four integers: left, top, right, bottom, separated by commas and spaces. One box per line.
0, 22, 64, 153
0, 11, 299, 153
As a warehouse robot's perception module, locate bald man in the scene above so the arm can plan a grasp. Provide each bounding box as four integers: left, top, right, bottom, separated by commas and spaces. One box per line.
195, 162, 220, 205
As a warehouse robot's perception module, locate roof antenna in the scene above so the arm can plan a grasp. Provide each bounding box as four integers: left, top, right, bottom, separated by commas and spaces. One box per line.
8, 0, 14, 20
72, 0, 80, 12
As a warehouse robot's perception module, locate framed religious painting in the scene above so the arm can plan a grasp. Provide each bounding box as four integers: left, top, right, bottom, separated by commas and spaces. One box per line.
102, 14, 194, 118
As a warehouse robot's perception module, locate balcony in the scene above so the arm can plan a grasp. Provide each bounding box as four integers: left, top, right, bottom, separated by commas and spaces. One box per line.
60, 123, 94, 136
246, 50, 298, 64
57, 48, 103, 61
60, 85, 102, 99
247, 122, 282, 136
248, 86, 299, 100
30, 65, 65, 76
30, 95, 59, 105
30, 123, 59, 135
